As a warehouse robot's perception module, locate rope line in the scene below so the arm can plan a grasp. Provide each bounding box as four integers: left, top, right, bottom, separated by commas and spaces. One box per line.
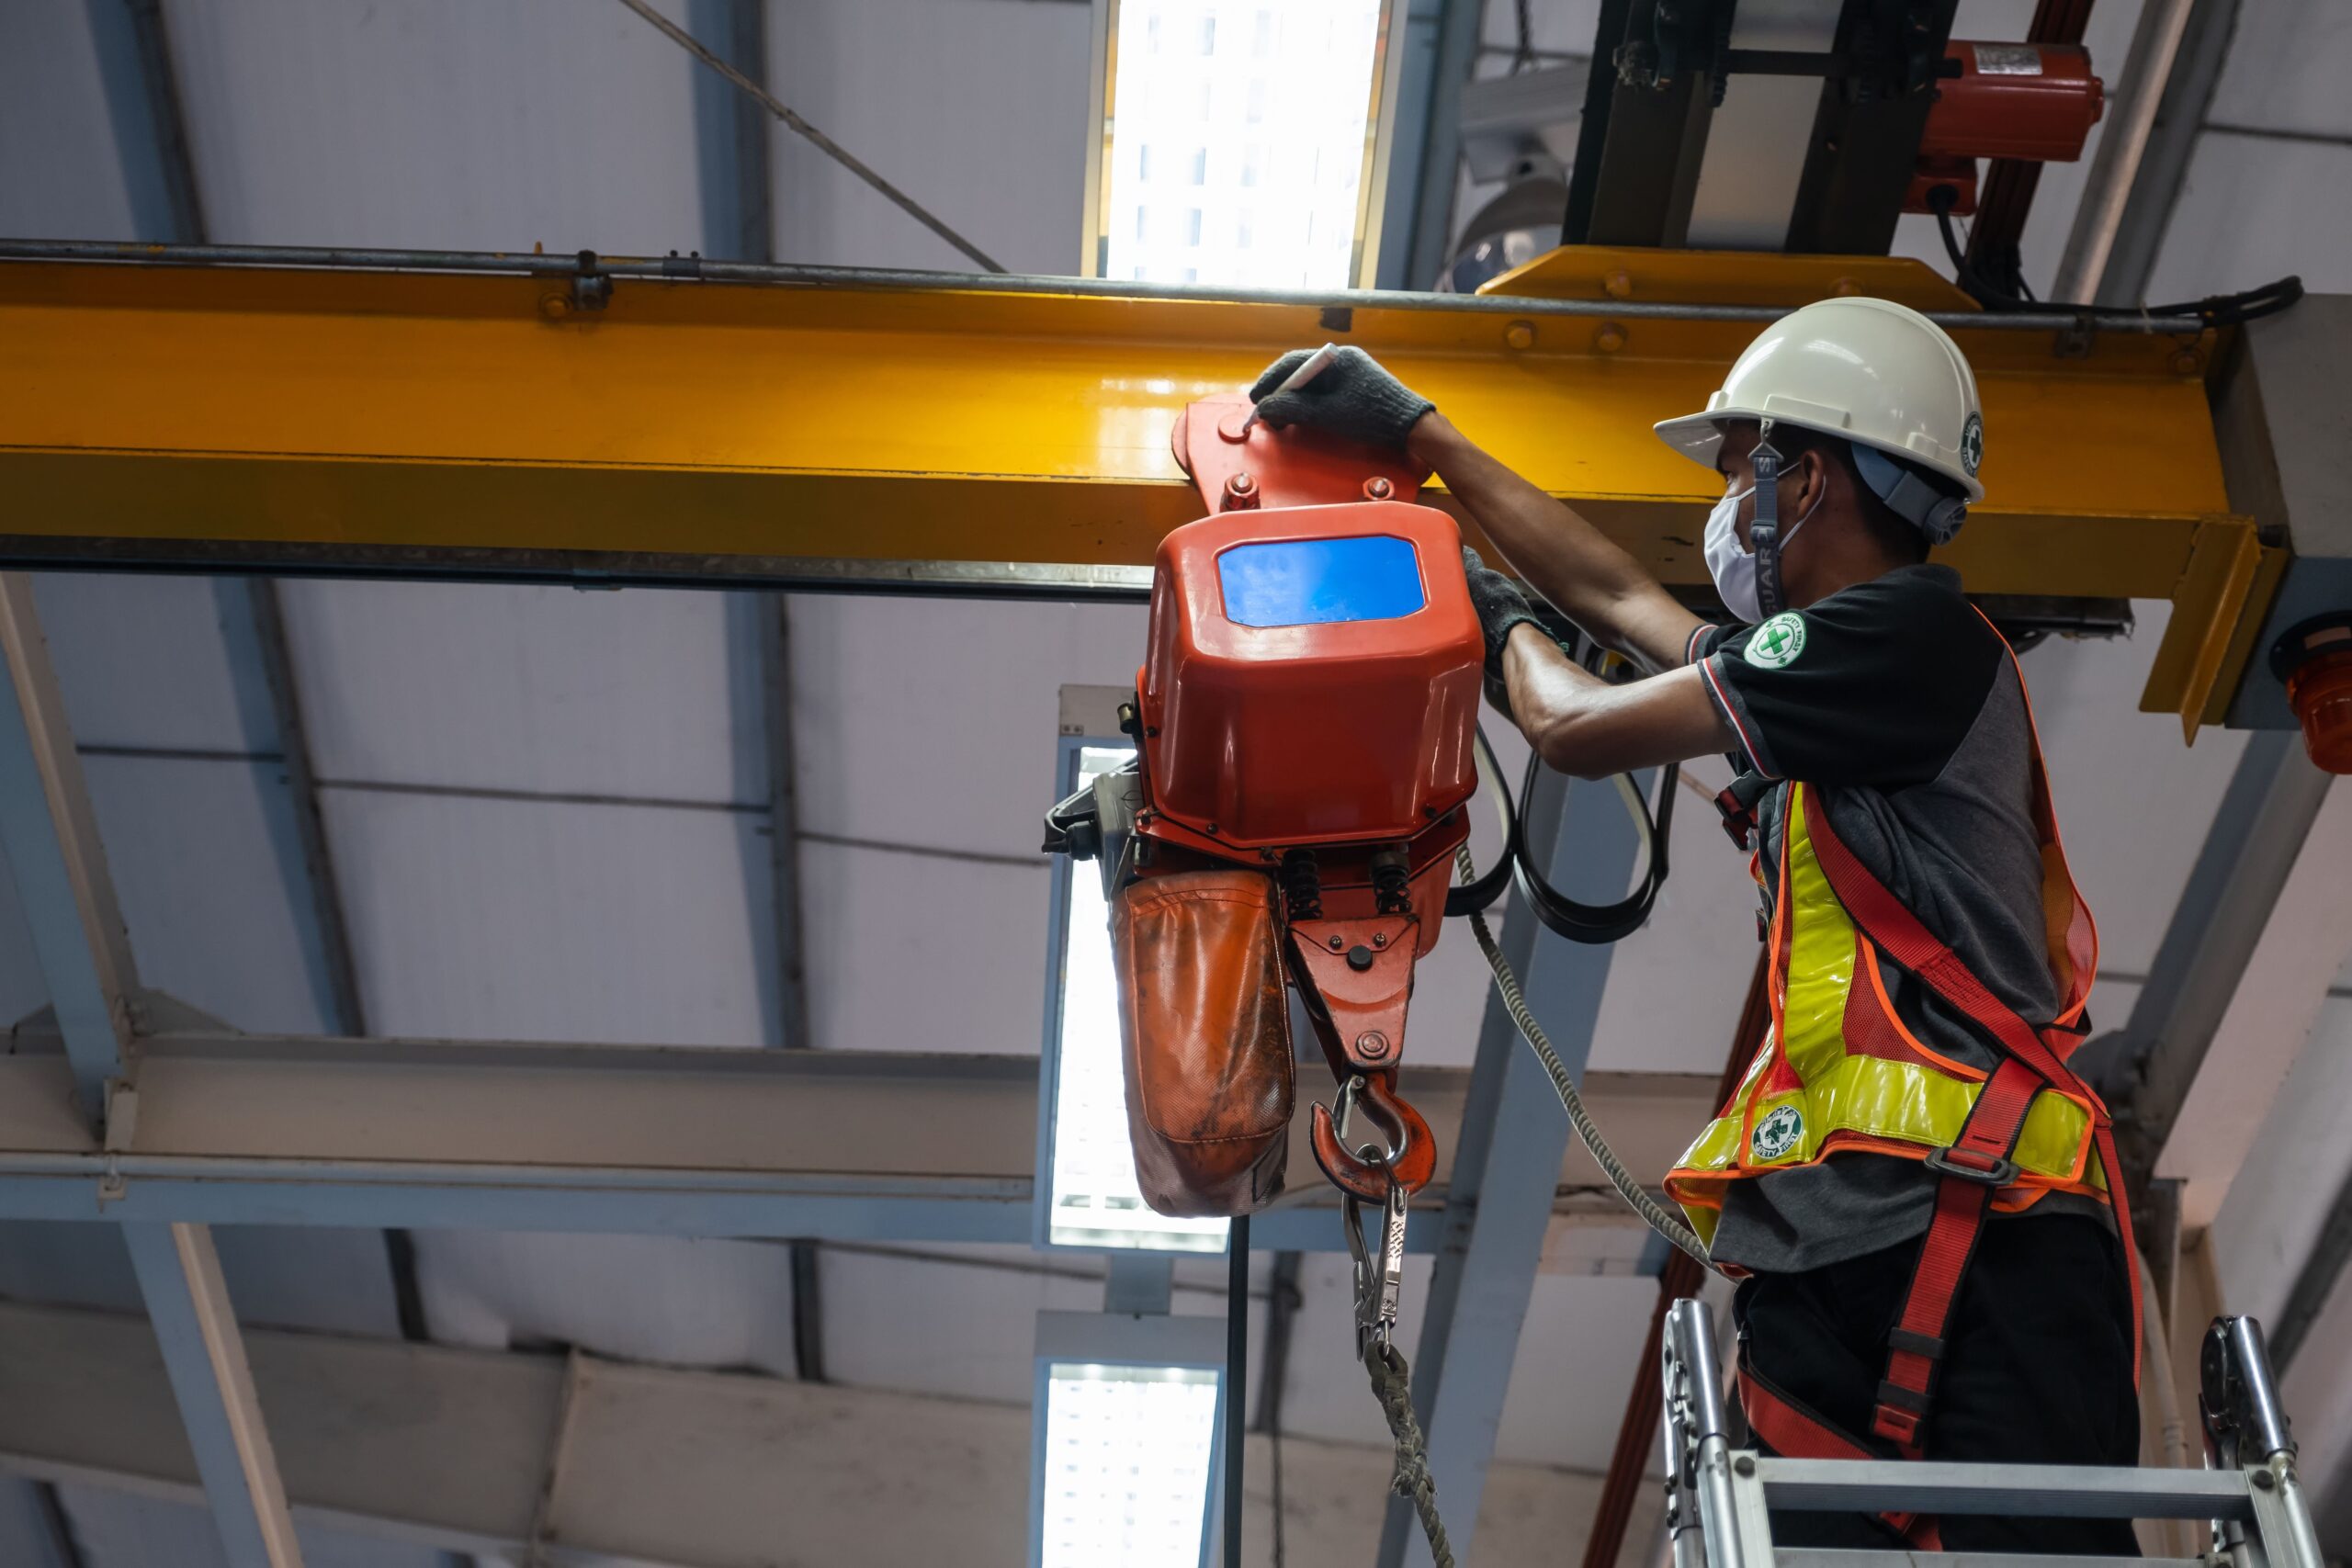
614, 0, 1006, 272
1457, 844, 1720, 1271
1364, 1341, 1455, 1568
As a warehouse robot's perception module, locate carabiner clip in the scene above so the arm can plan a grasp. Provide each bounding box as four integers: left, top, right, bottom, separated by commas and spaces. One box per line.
1345, 1179, 1412, 1359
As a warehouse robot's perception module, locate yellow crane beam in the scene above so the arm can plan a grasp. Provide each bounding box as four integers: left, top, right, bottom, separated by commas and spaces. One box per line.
0, 251, 2264, 721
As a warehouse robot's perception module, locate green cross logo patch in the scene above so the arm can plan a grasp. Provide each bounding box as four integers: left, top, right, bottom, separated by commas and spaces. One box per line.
1751, 1105, 1804, 1162
1745, 612, 1807, 670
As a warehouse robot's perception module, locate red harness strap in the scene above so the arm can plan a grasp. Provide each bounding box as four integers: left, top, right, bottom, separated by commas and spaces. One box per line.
1740, 789, 2143, 1496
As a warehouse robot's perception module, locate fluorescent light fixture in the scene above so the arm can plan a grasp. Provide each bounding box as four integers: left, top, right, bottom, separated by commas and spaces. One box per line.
1039, 1363, 1221, 1565
1082, 0, 1401, 288
1031, 1309, 1228, 1568
1040, 738, 1229, 1252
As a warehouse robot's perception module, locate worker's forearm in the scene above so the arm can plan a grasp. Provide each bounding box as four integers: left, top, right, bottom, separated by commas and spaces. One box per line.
1501, 625, 1734, 778
1408, 412, 1663, 650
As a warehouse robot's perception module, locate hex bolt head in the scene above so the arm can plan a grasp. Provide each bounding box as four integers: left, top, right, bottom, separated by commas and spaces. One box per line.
1604, 270, 1634, 300
1596, 322, 1628, 354
1505, 320, 1537, 350
1329, 935, 1345, 952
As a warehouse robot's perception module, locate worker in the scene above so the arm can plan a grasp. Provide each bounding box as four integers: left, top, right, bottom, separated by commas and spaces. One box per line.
1247, 299, 2140, 1554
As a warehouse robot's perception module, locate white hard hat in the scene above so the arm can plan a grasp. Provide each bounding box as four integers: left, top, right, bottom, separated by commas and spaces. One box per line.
1654, 298, 1986, 529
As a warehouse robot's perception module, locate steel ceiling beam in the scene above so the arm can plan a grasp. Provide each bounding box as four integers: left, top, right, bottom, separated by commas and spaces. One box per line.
0, 576, 136, 1122
0, 251, 2236, 616
0, 1297, 1591, 1567
2095, 732, 2334, 1225
0, 1027, 1713, 1248
119, 1224, 304, 1568
0, 578, 305, 1566
688, 0, 826, 1390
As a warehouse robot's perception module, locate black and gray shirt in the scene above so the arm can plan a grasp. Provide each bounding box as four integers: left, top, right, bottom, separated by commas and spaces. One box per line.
1684, 564, 2098, 1274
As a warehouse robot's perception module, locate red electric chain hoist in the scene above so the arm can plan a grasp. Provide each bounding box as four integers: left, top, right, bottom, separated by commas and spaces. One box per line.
1046, 394, 1486, 1239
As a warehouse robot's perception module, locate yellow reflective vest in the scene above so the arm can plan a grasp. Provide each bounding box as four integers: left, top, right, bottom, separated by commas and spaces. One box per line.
1665, 636, 2108, 1251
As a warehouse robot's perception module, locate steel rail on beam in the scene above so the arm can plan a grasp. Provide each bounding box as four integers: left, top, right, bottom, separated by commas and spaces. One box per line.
0, 1030, 1713, 1246
0, 248, 2245, 651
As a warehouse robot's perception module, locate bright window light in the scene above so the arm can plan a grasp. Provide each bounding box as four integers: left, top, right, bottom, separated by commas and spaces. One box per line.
1047, 744, 1229, 1252
1039, 1362, 1220, 1566
1098, 1, 1388, 288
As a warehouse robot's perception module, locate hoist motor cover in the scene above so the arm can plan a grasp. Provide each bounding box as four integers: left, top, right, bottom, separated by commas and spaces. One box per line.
1920, 42, 2104, 164
1137, 501, 1484, 851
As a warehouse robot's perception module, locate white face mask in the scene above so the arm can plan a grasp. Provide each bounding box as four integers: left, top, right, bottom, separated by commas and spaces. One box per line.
1703, 480, 1820, 623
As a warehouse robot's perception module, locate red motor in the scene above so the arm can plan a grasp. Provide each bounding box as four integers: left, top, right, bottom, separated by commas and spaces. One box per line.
1907, 40, 2105, 216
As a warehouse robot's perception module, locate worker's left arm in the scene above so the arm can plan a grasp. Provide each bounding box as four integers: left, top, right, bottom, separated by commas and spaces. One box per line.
1500, 624, 1735, 778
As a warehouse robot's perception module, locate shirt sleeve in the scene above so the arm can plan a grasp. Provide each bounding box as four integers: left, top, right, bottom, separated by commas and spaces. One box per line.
1696, 573, 2007, 790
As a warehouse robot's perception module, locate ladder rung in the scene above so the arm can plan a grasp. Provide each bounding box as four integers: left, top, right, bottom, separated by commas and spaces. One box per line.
1755, 1458, 2253, 1521
1781, 1551, 2209, 1568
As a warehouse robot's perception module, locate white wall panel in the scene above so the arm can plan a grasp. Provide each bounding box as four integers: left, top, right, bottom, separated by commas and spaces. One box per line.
322, 789, 769, 1046
82, 754, 333, 1036
2205, 0, 2352, 140
0, 1221, 402, 1339
415, 1231, 801, 1379
161, 0, 703, 253
281, 581, 759, 806
765, 0, 1091, 272
35, 577, 272, 756
2143, 132, 2352, 306
0, 3, 138, 239
787, 594, 1147, 859
798, 839, 1046, 1054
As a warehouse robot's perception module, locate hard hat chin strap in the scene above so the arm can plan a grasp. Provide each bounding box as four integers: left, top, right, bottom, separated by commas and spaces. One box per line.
1749, 423, 1787, 620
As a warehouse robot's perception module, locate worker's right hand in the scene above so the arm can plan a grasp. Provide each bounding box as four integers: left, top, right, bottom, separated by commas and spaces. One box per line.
1249, 346, 1435, 452
1461, 547, 1551, 721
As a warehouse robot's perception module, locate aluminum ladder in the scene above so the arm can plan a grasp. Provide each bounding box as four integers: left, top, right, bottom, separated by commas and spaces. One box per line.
1659, 1300, 2327, 1568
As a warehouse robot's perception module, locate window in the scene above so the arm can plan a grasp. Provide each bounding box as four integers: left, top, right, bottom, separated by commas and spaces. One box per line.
1182, 209, 1203, 246
1093, 0, 1386, 289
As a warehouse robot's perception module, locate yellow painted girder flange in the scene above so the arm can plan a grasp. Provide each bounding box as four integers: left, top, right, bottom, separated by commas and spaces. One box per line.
0, 258, 2233, 611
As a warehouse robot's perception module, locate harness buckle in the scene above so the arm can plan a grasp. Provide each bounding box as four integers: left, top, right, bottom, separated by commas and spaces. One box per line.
1924, 1145, 2020, 1188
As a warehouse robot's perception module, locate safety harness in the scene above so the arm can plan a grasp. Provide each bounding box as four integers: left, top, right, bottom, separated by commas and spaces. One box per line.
1709, 620, 2143, 1544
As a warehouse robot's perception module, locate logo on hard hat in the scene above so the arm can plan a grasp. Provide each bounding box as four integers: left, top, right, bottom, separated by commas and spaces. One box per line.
1751, 1105, 1804, 1162
1745, 612, 1807, 670
1960, 413, 1984, 477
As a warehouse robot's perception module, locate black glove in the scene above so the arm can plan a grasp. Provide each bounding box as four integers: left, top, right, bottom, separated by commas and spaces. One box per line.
1462, 547, 1549, 712
1248, 346, 1435, 452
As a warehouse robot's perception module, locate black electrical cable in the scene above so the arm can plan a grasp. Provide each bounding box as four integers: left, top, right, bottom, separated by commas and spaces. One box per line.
1443, 721, 1678, 945
1927, 185, 2302, 328
1224, 1214, 1249, 1567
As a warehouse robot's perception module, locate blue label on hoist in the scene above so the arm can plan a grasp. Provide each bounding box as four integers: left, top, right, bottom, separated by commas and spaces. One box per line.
1216, 536, 1425, 628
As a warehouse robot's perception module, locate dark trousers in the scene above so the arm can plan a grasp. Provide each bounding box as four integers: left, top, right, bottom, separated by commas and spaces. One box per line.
1733, 1213, 2142, 1554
